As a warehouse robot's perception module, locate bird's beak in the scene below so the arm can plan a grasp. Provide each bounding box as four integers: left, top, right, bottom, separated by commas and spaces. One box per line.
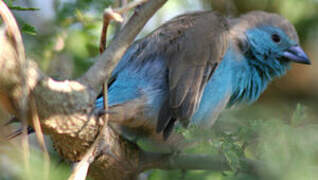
283, 46, 311, 65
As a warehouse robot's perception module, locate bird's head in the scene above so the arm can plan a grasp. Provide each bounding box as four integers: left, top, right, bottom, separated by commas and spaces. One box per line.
227, 11, 311, 106
230, 11, 310, 77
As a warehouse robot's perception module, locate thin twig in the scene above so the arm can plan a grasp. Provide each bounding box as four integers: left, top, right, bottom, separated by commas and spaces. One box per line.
100, 9, 112, 158
99, 9, 123, 54
100, 0, 145, 50
21, 126, 30, 175
31, 98, 50, 180
68, 146, 96, 180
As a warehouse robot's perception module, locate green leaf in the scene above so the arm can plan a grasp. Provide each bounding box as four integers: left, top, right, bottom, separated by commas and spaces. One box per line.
21, 23, 37, 35
9, 6, 39, 11
3, 0, 13, 7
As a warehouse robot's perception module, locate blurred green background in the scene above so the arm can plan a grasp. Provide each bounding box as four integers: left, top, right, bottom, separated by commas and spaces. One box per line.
0, 0, 318, 179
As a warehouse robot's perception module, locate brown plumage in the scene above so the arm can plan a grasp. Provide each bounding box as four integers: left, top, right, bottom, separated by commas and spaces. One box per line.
229, 11, 299, 48
150, 12, 230, 138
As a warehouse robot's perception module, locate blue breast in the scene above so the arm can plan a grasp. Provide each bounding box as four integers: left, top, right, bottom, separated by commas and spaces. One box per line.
192, 41, 289, 126
191, 47, 235, 126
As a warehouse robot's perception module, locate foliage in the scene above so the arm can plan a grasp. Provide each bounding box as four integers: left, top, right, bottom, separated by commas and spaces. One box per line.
149, 103, 318, 180
1, 0, 38, 35
21, 23, 37, 35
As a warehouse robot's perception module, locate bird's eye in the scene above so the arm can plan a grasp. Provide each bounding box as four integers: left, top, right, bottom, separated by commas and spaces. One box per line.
272, 34, 281, 43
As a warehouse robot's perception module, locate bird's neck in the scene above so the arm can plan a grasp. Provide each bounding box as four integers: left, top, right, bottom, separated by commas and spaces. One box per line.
191, 43, 289, 126
227, 45, 290, 106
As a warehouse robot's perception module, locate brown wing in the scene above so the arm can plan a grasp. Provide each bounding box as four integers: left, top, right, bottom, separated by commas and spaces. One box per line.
154, 12, 229, 139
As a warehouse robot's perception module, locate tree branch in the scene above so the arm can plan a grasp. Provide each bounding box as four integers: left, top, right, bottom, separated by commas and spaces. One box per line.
139, 152, 267, 178
140, 152, 230, 171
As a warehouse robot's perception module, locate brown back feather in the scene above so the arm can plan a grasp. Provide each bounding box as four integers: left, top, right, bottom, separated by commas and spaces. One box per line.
151, 11, 230, 138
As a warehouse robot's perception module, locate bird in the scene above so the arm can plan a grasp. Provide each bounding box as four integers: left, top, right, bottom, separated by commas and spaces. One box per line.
95, 10, 311, 145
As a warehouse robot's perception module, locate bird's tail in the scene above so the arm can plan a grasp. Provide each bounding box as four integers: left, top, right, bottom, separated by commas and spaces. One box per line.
3, 116, 34, 140
6, 127, 34, 140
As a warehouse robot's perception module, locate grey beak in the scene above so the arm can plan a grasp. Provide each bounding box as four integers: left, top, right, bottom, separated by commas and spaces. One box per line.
283, 46, 311, 65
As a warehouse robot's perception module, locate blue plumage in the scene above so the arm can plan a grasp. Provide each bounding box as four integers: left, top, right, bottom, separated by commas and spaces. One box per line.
229, 26, 293, 106
96, 11, 310, 143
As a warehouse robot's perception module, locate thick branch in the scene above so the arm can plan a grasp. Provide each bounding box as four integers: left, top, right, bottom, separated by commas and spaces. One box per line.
140, 152, 266, 177
79, 0, 168, 96
140, 153, 230, 171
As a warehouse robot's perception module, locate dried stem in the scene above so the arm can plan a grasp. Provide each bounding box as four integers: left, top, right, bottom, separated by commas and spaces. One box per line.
31, 98, 50, 180
21, 127, 30, 175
